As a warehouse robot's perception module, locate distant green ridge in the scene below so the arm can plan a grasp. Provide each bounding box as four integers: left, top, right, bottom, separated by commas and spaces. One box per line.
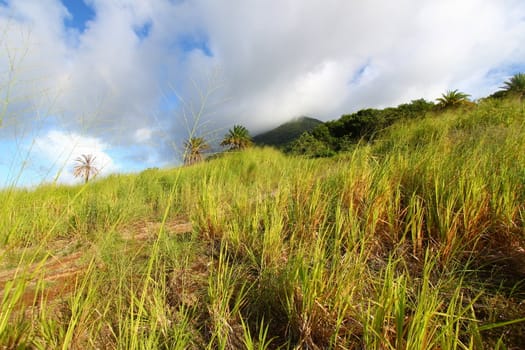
253, 116, 323, 147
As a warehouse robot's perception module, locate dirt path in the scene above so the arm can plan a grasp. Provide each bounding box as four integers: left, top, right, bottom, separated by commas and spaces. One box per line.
120, 219, 193, 241
0, 219, 193, 308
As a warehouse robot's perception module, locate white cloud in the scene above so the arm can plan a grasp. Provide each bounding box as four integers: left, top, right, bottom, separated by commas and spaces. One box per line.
134, 127, 152, 142
33, 130, 117, 184
189, 0, 525, 128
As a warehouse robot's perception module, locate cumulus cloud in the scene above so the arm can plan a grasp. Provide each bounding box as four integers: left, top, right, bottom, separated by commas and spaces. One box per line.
0, 0, 524, 167
33, 130, 117, 184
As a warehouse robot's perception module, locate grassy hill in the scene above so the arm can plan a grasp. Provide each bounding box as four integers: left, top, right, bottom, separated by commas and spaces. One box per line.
1, 98, 525, 348
253, 116, 323, 147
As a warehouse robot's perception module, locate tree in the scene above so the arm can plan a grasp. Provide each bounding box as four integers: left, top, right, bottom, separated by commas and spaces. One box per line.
436, 89, 471, 109
500, 73, 525, 99
220, 124, 253, 151
289, 132, 334, 158
183, 137, 210, 165
73, 154, 99, 184
395, 99, 435, 119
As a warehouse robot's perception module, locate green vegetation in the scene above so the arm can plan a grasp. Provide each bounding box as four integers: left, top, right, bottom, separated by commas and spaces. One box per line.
500, 73, 525, 99
253, 116, 323, 148
288, 131, 335, 158
221, 124, 253, 151
183, 136, 211, 165
289, 98, 435, 156
1, 96, 525, 348
488, 73, 525, 100
436, 89, 472, 109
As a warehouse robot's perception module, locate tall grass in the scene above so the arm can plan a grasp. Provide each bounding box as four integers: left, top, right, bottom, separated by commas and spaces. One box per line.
0, 98, 524, 348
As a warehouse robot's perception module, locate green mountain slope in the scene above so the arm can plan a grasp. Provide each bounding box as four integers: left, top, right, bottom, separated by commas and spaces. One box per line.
253, 116, 323, 147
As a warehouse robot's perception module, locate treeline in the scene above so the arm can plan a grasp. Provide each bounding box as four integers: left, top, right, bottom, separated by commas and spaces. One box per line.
287, 99, 435, 157
287, 73, 525, 157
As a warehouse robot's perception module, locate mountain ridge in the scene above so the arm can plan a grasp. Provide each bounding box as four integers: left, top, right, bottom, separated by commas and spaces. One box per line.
253, 116, 323, 147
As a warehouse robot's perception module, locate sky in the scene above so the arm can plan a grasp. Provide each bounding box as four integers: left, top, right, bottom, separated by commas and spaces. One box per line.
0, 0, 524, 187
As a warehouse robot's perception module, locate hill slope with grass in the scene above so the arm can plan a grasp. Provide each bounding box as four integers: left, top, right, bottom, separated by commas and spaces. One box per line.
1, 98, 525, 348
253, 116, 323, 147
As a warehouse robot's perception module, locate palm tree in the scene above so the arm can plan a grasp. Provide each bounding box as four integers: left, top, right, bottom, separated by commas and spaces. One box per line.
500, 73, 525, 98
220, 125, 253, 151
436, 89, 471, 109
73, 154, 99, 183
183, 137, 210, 165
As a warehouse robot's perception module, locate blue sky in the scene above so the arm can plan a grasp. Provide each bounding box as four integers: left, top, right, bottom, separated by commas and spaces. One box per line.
0, 0, 524, 187
62, 0, 95, 33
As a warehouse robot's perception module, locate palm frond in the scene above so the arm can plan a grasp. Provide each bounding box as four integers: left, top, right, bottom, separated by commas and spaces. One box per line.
183, 137, 210, 165
436, 89, 471, 109
73, 154, 99, 183
500, 73, 525, 98
221, 125, 253, 151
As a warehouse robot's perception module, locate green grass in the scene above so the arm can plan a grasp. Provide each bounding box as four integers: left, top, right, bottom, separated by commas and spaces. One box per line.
1, 98, 524, 348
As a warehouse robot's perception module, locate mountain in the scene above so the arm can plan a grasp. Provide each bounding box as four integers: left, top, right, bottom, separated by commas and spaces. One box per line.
253, 116, 323, 147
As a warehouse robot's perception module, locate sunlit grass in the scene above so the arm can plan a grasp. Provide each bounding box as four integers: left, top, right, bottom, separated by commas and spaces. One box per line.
0, 98, 524, 348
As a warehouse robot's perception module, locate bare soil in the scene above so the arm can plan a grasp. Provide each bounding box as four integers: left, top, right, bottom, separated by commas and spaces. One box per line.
0, 219, 193, 308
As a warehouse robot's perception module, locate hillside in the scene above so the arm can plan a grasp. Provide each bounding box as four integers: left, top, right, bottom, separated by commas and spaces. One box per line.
287, 98, 436, 156
253, 116, 323, 147
1, 98, 525, 348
